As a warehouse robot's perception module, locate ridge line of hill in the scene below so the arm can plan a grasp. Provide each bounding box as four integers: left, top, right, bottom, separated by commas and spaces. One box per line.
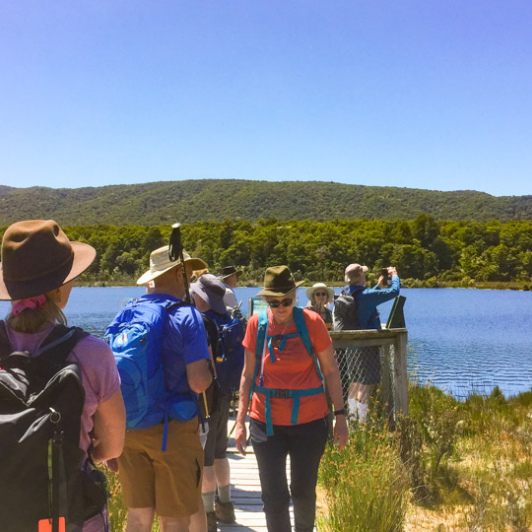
1, 179, 531, 225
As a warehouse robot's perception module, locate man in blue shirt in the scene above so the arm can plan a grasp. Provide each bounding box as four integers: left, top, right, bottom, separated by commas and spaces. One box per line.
118, 246, 213, 532
342, 263, 401, 423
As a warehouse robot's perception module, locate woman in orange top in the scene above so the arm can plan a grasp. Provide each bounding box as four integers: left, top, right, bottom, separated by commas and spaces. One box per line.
235, 266, 348, 532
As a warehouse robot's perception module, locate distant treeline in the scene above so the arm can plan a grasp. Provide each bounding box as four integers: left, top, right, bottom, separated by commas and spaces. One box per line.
5, 215, 531, 286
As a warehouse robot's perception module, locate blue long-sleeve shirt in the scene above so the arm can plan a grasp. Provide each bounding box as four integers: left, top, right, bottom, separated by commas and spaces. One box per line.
344, 275, 401, 330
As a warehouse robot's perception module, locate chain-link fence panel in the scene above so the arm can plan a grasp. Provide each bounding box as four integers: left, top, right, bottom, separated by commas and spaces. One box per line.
335, 344, 397, 425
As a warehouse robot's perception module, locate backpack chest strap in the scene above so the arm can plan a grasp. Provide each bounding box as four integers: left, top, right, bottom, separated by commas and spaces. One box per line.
266, 332, 300, 361
251, 383, 325, 436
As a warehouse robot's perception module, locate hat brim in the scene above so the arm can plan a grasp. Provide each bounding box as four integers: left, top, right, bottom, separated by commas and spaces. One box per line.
137, 257, 208, 285
256, 280, 304, 297
0, 242, 96, 301
190, 282, 228, 315
219, 270, 243, 280
305, 285, 335, 300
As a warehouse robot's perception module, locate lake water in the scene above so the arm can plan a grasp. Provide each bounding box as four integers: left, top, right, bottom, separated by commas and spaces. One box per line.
1, 286, 531, 399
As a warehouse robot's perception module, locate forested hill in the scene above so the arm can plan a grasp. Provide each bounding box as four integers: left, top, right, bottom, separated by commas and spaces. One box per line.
1, 180, 531, 226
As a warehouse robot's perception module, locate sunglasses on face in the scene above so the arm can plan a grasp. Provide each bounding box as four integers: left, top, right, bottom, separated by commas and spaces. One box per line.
267, 298, 294, 308
314, 292, 327, 297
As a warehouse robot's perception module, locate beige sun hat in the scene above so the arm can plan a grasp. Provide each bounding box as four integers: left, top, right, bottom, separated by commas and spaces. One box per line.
137, 245, 207, 285
305, 282, 335, 301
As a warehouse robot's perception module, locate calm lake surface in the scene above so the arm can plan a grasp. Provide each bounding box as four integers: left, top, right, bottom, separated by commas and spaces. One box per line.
2, 286, 531, 399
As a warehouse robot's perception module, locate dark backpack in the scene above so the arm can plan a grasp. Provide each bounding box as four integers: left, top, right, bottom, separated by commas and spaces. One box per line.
332, 289, 360, 331
0, 322, 107, 532
206, 311, 245, 393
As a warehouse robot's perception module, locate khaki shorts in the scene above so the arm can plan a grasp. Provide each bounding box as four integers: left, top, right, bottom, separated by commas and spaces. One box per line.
118, 418, 203, 518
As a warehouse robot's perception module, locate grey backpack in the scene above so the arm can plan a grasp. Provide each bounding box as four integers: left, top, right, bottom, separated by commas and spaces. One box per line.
332, 292, 359, 331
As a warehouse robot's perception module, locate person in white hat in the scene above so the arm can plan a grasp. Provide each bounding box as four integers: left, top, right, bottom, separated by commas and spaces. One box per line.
340, 263, 400, 423
117, 245, 213, 532
305, 282, 335, 330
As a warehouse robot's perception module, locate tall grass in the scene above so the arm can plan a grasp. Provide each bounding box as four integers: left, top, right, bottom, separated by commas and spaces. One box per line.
318, 384, 532, 531
318, 417, 411, 532
104, 466, 160, 532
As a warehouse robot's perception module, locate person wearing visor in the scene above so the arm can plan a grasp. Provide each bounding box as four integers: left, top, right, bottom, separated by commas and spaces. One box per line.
305, 282, 335, 330
234, 266, 348, 532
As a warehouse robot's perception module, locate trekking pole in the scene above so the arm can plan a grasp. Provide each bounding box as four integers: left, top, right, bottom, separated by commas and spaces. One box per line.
169, 223, 191, 304
168, 223, 209, 417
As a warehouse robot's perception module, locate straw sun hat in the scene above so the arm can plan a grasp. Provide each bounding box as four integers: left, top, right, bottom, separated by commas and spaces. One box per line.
0, 219, 96, 300
137, 245, 207, 285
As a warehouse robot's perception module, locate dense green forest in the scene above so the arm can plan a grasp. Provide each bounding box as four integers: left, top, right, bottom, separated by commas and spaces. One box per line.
1, 179, 532, 225
5, 215, 529, 286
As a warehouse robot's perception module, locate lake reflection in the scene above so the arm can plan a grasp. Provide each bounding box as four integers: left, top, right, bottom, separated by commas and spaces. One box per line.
1, 286, 531, 399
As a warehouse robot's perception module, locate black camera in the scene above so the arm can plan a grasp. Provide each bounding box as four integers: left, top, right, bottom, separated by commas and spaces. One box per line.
380, 268, 389, 280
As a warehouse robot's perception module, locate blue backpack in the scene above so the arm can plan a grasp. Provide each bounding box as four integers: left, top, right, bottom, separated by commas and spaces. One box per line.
205, 311, 245, 393
251, 306, 325, 436
105, 298, 198, 450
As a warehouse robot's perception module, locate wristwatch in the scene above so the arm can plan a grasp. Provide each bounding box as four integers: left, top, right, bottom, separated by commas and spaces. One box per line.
333, 408, 347, 417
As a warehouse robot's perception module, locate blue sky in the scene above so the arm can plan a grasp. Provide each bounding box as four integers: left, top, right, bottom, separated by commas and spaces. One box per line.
1, 1, 531, 197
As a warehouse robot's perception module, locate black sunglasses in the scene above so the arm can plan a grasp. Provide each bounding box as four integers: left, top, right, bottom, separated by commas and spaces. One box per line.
314, 291, 327, 297
267, 298, 294, 308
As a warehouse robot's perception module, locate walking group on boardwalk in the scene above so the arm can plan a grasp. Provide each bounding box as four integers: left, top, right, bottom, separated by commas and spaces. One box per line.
0, 219, 400, 532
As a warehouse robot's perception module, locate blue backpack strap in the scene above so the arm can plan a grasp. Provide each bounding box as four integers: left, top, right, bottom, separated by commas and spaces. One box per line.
292, 306, 324, 382
251, 310, 269, 395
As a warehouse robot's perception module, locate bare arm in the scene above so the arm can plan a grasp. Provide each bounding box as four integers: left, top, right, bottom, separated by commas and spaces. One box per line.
234, 348, 256, 455
91, 389, 126, 462
186, 358, 212, 393
317, 344, 349, 451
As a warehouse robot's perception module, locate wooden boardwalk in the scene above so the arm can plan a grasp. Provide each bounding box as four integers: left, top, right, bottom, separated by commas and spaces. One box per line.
219, 446, 267, 531
219, 417, 268, 531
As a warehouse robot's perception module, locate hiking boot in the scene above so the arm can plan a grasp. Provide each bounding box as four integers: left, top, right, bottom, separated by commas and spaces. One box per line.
215, 500, 236, 524
207, 511, 217, 532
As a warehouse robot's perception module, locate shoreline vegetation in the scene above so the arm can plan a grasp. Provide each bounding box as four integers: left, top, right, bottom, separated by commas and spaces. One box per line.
11, 215, 528, 291
76, 278, 532, 291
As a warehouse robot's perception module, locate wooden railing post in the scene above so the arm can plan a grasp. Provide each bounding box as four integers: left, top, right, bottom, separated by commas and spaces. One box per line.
393, 330, 409, 417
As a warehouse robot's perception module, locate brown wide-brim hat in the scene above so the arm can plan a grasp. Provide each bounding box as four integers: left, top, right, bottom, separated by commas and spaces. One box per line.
0, 219, 96, 301
218, 265, 243, 281
256, 265, 304, 297
137, 245, 208, 285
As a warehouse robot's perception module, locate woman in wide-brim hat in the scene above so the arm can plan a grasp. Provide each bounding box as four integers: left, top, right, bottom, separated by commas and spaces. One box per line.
234, 265, 348, 532
0, 220, 125, 531
305, 282, 335, 331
